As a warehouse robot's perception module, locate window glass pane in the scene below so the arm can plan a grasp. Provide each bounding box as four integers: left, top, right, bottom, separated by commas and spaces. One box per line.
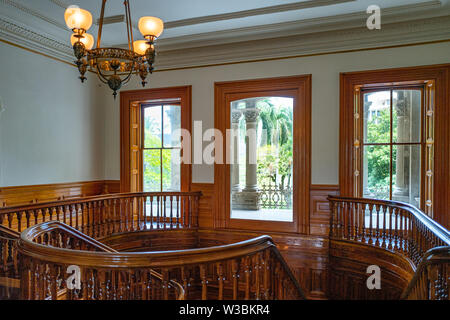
162, 149, 181, 192
230, 97, 293, 222
363, 145, 390, 200
163, 105, 181, 148
393, 90, 422, 143
392, 145, 421, 207
144, 106, 162, 148
143, 150, 161, 192
363, 91, 390, 144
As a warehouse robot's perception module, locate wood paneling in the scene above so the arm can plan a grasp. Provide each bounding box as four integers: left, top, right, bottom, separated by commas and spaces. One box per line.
310, 185, 339, 236
189, 183, 338, 298
214, 75, 312, 234
340, 64, 450, 228
0, 180, 121, 207
191, 183, 215, 229
198, 229, 328, 300
328, 240, 415, 300
103, 180, 121, 194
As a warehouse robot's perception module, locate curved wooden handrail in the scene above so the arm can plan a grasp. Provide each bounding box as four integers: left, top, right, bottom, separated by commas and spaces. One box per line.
328, 196, 450, 246
18, 222, 305, 300
19, 232, 273, 267
328, 196, 450, 300
401, 246, 450, 300
0, 192, 202, 214
19, 221, 186, 300
24, 221, 119, 253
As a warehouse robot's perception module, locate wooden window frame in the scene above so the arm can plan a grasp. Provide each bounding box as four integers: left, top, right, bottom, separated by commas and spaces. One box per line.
340, 64, 450, 229
356, 85, 427, 208
141, 101, 182, 192
214, 75, 312, 234
120, 86, 192, 193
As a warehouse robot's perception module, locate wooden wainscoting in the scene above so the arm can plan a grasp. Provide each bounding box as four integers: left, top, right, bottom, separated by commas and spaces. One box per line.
310, 185, 339, 236
191, 183, 215, 229
0, 180, 121, 207
103, 180, 121, 194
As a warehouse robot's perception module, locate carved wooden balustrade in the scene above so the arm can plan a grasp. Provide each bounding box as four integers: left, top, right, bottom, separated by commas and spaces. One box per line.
18, 223, 304, 300
0, 192, 201, 237
401, 246, 449, 300
328, 196, 450, 300
0, 225, 19, 277
18, 221, 185, 300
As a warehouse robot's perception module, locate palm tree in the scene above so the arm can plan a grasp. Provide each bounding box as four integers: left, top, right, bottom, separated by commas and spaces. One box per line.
257, 99, 293, 147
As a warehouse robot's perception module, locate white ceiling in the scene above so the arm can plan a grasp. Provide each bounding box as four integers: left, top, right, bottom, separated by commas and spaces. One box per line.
2, 0, 450, 46
1, 0, 450, 68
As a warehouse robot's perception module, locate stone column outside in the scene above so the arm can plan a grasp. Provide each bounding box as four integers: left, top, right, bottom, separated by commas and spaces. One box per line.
231, 110, 242, 192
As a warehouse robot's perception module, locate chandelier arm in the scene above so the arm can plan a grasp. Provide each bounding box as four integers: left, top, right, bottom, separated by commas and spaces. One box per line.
95, 63, 110, 84
96, 0, 107, 48
121, 64, 136, 86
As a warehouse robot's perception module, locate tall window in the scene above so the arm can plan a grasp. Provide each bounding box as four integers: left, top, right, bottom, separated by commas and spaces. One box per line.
120, 86, 191, 193
143, 102, 181, 192
214, 76, 311, 233
230, 97, 294, 222
353, 83, 434, 214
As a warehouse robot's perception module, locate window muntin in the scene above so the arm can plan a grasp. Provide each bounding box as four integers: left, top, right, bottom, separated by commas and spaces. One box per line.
143, 104, 181, 192
359, 88, 424, 208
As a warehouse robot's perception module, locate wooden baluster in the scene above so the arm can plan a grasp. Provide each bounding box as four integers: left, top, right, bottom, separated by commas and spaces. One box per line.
399, 209, 404, 252
181, 266, 189, 299
329, 200, 336, 238
118, 199, 123, 234
368, 203, 374, 245
150, 196, 154, 230
254, 253, 261, 300
200, 264, 208, 300
263, 250, 270, 300
358, 202, 364, 241
25, 210, 31, 229
137, 196, 142, 231
170, 195, 173, 229
162, 268, 169, 300
216, 262, 224, 300
163, 195, 167, 230
375, 204, 380, 246
388, 206, 393, 250
244, 256, 251, 300
156, 196, 160, 229
231, 259, 240, 300
111, 199, 117, 234
176, 195, 180, 228
143, 196, 148, 230
189, 195, 193, 228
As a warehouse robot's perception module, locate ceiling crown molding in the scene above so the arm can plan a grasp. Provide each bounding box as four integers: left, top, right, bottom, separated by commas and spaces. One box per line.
157, 0, 445, 49
48, 0, 68, 9
154, 15, 450, 70
0, 15, 73, 61
165, 0, 356, 29
0, 0, 67, 30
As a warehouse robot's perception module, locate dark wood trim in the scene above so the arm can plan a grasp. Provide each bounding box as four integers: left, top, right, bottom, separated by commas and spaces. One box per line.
120, 86, 192, 193
214, 75, 312, 234
340, 64, 450, 229
310, 185, 339, 236
0, 180, 119, 207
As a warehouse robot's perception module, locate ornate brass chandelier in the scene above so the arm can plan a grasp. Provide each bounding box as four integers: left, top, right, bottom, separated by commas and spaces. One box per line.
64, 0, 164, 98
